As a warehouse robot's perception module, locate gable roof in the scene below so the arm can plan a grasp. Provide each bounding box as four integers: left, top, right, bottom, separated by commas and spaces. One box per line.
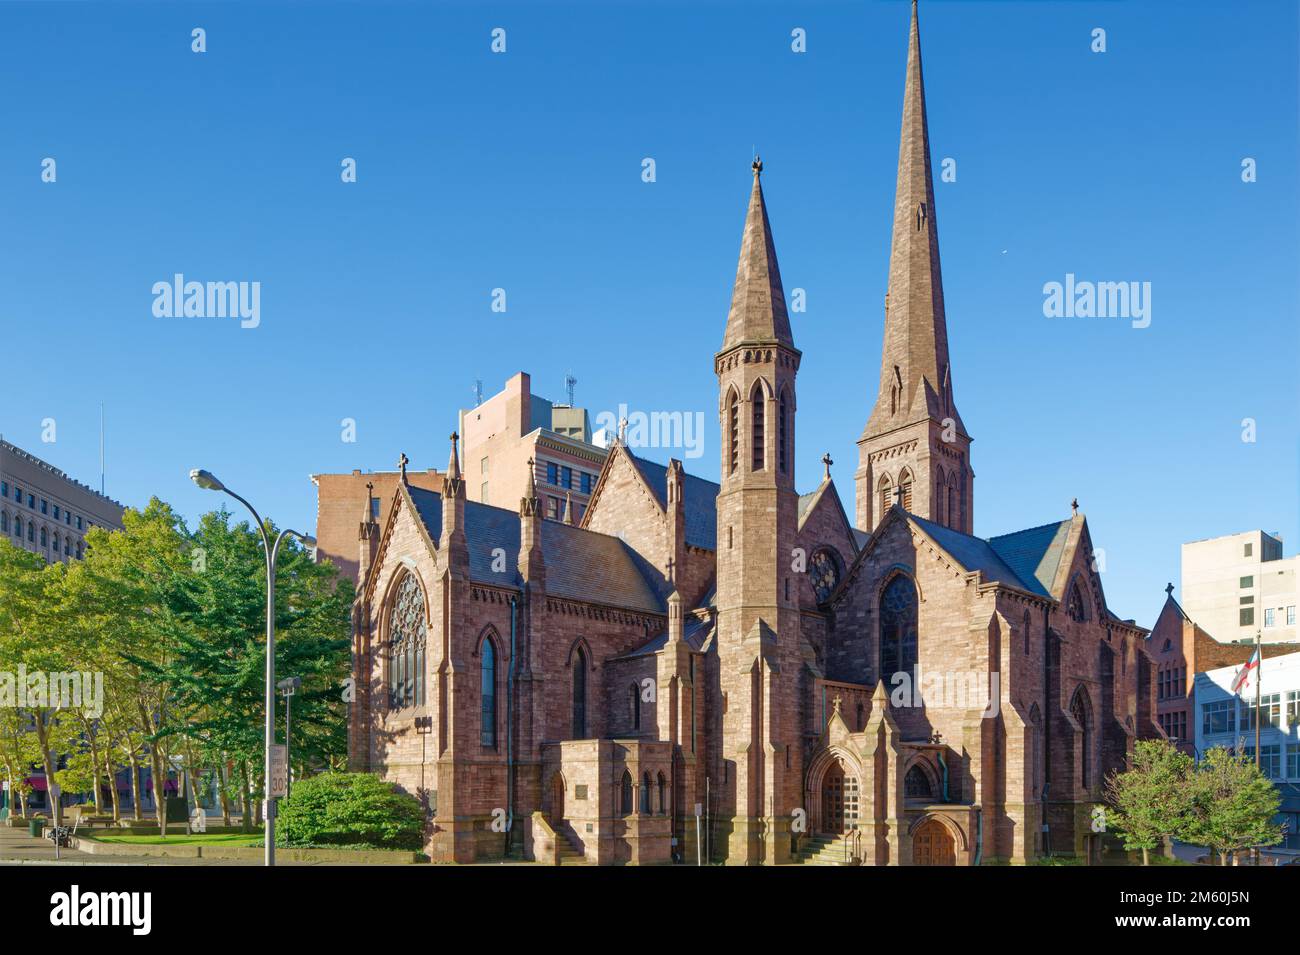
626, 452, 720, 551
406, 487, 665, 615
986, 519, 1072, 599
907, 514, 1048, 596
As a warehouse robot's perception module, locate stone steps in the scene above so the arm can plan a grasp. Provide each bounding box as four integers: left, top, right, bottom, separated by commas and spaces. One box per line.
795, 834, 858, 866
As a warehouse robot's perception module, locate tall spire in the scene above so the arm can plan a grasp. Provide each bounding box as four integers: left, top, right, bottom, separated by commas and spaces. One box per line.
720, 157, 794, 352
854, 0, 974, 536
864, 0, 962, 438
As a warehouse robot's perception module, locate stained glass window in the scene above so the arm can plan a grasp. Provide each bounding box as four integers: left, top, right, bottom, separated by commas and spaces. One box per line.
880, 575, 919, 682
388, 573, 427, 709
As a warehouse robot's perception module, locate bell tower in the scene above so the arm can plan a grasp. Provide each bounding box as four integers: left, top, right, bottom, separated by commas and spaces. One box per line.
714, 157, 802, 864
856, 0, 973, 535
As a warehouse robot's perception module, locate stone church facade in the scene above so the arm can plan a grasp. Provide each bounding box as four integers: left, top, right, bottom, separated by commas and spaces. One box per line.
347, 1, 1158, 865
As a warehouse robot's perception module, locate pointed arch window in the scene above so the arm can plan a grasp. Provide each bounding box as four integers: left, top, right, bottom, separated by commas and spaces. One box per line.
727, 392, 739, 475
879, 574, 919, 682
878, 475, 893, 519
657, 772, 667, 814
1023, 610, 1032, 655
935, 471, 946, 524
898, 470, 913, 512
904, 764, 933, 800
778, 389, 789, 474
1070, 688, 1092, 790
480, 637, 497, 747
620, 770, 633, 815
1067, 580, 1088, 623
948, 470, 960, 528
751, 386, 765, 471
572, 647, 588, 738
388, 573, 427, 710
640, 772, 652, 814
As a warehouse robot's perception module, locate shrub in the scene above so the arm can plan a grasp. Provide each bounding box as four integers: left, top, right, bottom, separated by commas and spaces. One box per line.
277, 773, 424, 850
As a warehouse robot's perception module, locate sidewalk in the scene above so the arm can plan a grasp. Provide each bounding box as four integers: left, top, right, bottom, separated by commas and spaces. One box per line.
0, 824, 319, 866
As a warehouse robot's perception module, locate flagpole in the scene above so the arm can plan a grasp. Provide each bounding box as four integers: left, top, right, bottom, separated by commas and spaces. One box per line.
1253, 629, 1261, 769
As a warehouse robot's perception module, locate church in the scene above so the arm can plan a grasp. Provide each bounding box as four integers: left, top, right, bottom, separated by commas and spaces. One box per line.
347, 0, 1158, 866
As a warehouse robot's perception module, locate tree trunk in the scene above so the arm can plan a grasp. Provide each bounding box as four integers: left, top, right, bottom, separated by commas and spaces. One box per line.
84, 725, 104, 815
103, 749, 122, 823
217, 759, 232, 827
1141, 847, 1149, 866
35, 714, 58, 828
239, 762, 253, 834
127, 752, 143, 821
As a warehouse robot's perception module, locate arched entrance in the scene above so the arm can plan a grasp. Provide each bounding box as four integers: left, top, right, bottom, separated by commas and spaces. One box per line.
912, 818, 955, 866
819, 758, 860, 834
548, 772, 565, 828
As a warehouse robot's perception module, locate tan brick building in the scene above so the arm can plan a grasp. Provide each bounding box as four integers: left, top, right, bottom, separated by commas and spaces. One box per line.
0, 438, 124, 563
458, 372, 608, 525
348, 0, 1158, 865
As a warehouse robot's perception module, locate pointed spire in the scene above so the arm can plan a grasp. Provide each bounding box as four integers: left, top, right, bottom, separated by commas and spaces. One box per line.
446, 432, 461, 481
865, 0, 960, 436
563, 490, 574, 525
720, 156, 794, 352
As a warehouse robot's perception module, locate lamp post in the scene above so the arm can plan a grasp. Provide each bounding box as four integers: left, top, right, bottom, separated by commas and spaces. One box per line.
277, 677, 301, 801
190, 468, 315, 866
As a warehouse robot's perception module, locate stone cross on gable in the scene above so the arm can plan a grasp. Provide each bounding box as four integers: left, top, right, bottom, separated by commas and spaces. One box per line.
618, 417, 628, 443
1071, 497, 1079, 516
398, 452, 409, 481
666, 555, 675, 582
1166, 582, 1174, 597
831, 694, 843, 714
822, 452, 833, 480
894, 483, 906, 508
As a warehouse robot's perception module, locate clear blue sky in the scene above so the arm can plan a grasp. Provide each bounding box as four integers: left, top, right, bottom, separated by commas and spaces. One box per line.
1, 0, 1296, 629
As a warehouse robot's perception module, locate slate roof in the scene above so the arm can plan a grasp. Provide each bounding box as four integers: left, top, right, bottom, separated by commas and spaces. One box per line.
907, 514, 1049, 597
798, 490, 819, 521
406, 487, 665, 615
986, 520, 1072, 598
627, 453, 720, 551
615, 615, 715, 659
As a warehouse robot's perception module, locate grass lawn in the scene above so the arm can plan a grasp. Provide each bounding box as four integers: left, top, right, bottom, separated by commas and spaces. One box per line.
91, 832, 263, 847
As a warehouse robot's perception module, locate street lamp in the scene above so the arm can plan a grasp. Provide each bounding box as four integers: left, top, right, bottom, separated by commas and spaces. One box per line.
190, 468, 315, 866
277, 677, 301, 801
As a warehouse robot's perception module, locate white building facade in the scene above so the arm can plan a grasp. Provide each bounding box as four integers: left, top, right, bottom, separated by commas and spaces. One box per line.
1194, 650, 1300, 854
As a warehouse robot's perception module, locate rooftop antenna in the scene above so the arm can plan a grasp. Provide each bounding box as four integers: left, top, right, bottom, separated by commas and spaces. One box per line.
564, 372, 577, 407
472, 379, 483, 407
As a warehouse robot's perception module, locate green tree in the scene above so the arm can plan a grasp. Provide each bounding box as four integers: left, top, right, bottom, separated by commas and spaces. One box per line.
63, 499, 194, 835
1182, 745, 1282, 866
1104, 739, 1195, 865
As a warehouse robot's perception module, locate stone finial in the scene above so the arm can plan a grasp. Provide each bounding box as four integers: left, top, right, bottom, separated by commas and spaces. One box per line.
752, 154, 763, 176
1071, 497, 1079, 516
1166, 582, 1174, 597
446, 433, 461, 480
397, 452, 409, 482
831, 694, 843, 714
894, 483, 906, 508
617, 417, 628, 443
822, 452, 833, 480
563, 491, 574, 525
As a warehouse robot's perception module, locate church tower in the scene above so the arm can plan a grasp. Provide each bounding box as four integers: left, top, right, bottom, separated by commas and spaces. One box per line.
714, 158, 802, 864
856, 0, 973, 535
